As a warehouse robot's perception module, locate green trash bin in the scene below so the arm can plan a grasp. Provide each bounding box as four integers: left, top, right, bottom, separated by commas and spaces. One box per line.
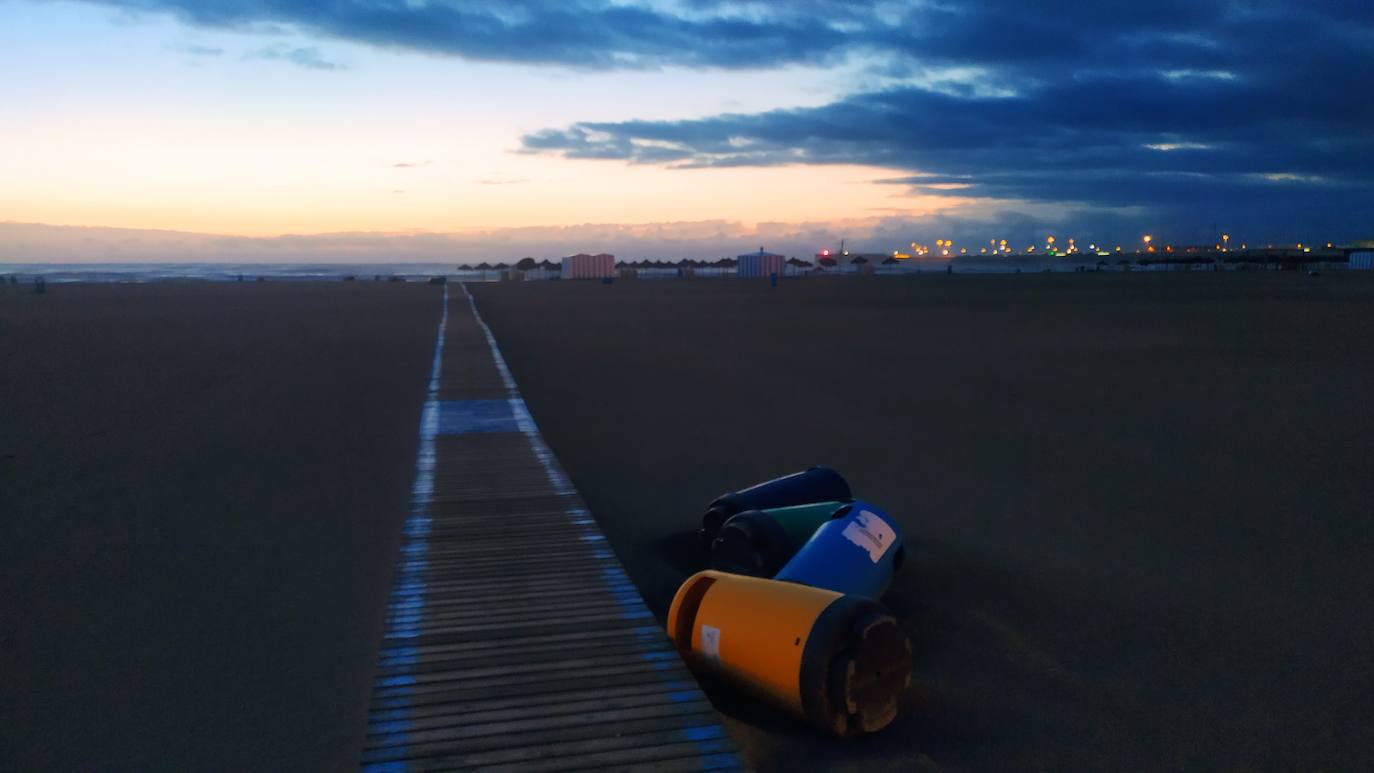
710, 501, 850, 578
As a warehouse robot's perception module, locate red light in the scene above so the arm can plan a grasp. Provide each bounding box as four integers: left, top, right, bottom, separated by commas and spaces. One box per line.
822, 249, 829, 256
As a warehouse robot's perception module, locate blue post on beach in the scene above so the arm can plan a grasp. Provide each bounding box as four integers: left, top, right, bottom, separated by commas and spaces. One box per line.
769, 272, 778, 287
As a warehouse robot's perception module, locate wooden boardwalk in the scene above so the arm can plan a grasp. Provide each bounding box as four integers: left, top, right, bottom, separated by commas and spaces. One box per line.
361, 285, 742, 771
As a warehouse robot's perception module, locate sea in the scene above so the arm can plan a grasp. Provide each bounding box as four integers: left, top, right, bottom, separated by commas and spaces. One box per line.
0, 262, 462, 283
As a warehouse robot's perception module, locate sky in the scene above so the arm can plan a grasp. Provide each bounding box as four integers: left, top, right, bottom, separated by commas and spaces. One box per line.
1, 0, 1371, 262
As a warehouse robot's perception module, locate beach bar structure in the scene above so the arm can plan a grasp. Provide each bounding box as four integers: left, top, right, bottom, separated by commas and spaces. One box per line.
1351, 251, 1374, 270
737, 248, 785, 278
561, 253, 616, 280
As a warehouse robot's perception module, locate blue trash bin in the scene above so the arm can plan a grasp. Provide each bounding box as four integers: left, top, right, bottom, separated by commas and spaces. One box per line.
775, 501, 904, 599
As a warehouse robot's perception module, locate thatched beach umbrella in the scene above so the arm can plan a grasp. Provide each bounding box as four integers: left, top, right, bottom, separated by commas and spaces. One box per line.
515, 257, 537, 271
475, 261, 493, 270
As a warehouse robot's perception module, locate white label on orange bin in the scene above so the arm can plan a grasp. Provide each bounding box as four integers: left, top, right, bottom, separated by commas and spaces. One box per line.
842, 510, 896, 563
700, 624, 721, 663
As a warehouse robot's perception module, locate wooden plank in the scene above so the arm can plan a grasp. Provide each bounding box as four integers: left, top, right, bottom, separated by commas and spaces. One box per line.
368, 687, 709, 734
405, 726, 737, 771
367, 699, 716, 749
361, 710, 724, 763
376, 668, 705, 712
375, 625, 665, 660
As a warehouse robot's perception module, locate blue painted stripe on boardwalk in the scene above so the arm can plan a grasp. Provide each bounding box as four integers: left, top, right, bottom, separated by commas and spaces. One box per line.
435, 399, 521, 435
367, 285, 449, 771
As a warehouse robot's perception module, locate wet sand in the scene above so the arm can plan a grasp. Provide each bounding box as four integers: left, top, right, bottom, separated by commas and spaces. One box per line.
0, 282, 440, 770
470, 272, 1374, 771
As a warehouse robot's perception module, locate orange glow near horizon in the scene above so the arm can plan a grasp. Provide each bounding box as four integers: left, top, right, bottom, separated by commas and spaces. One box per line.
0, 158, 971, 237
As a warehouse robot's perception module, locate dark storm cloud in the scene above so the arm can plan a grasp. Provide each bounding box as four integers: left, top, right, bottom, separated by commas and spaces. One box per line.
82, 1, 862, 69
518, 1, 1374, 238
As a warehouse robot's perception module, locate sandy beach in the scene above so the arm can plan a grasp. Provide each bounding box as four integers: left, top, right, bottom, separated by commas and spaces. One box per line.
469, 272, 1374, 770
3, 272, 1372, 770
0, 281, 440, 770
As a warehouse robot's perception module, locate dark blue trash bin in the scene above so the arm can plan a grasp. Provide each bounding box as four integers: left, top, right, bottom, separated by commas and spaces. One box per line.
699, 466, 852, 546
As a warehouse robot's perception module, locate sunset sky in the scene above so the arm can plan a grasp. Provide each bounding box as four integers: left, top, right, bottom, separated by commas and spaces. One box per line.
2, 1, 1371, 261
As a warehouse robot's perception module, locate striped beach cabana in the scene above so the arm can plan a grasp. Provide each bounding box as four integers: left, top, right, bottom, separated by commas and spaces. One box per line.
737, 248, 785, 278
560, 253, 616, 279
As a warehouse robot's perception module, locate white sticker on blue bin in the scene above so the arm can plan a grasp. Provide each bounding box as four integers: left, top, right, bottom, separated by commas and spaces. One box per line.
842, 510, 896, 563
700, 624, 721, 663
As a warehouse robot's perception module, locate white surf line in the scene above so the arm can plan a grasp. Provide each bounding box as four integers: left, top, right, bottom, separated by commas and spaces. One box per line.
459, 283, 742, 768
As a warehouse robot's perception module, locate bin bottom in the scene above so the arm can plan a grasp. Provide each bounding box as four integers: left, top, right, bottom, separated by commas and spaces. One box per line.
803, 599, 913, 736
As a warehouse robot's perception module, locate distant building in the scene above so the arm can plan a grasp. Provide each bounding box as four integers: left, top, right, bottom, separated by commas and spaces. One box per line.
848, 252, 892, 268
737, 248, 785, 278
561, 253, 616, 279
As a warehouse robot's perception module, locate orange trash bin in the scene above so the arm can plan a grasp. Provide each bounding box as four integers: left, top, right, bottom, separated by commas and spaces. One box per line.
666, 570, 912, 736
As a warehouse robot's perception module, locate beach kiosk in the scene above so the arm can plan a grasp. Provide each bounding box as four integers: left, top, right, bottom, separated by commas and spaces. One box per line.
737, 248, 786, 278
561, 253, 616, 280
